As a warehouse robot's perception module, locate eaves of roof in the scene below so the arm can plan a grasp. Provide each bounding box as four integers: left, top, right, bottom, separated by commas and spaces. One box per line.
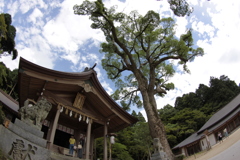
198, 93, 240, 134
0, 89, 19, 113
19, 57, 95, 80
172, 132, 204, 149
18, 57, 138, 125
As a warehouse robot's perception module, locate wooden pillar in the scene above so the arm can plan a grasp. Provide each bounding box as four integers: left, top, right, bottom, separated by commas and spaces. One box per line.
86, 119, 92, 159
90, 134, 95, 159
103, 122, 108, 160
46, 121, 53, 142
48, 104, 61, 149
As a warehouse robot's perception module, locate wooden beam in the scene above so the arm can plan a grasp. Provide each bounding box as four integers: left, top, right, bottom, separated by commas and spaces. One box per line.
106, 114, 117, 120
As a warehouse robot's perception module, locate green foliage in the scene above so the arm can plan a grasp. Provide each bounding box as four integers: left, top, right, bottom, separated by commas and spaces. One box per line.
170, 108, 206, 131
0, 14, 7, 46
168, 0, 193, 17
95, 111, 151, 160
158, 104, 177, 124
160, 75, 240, 148
0, 62, 7, 85
0, 62, 18, 100
116, 113, 152, 160
0, 13, 18, 60
131, 110, 146, 122
74, 0, 203, 111
95, 137, 133, 160
136, 111, 146, 122
95, 137, 103, 158
175, 92, 203, 110
112, 143, 133, 160
164, 109, 206, 148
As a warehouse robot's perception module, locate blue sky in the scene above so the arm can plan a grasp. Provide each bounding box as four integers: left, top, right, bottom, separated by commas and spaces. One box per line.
1, 0, 240, 119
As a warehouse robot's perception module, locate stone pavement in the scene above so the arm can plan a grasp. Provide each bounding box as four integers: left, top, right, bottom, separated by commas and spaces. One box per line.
184, 127, 240, 160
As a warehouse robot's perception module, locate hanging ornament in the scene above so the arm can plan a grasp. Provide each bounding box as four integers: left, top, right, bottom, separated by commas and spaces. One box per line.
83, 116, 86, 121
69, 110, 72, 117
60, 106, 63, 113
79, 114, 82, 121
65, 108, 68, 115
86, 117, 89, 124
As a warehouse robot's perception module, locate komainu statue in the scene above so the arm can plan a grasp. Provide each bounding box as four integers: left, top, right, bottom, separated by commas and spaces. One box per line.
152, 138, 168, 160
153, 138, 163, 153
19, 97, 52, 130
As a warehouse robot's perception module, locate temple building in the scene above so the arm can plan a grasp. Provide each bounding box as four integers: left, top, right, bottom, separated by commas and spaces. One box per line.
1, 57, 138, 160
173, 93, 240, 157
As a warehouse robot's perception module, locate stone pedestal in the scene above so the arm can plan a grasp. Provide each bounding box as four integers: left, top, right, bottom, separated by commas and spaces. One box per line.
0, 118, 50, 160
151, 151, 168, 160
151, 152, 162, 160
152, 138, 168, 160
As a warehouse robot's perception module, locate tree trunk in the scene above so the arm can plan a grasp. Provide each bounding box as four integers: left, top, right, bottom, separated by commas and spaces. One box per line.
141, 90, 174, 160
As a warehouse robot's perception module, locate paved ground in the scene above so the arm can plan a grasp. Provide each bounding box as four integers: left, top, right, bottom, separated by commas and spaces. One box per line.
184, 127, 240, 160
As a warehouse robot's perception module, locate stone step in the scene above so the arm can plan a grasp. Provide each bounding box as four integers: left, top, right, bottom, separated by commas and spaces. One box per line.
8, 119, 47, 148
14, 118, 44, 137
50, 152, 86, 160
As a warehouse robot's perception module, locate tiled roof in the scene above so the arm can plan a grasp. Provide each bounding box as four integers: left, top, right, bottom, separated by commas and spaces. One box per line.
198, 93, 240, 133
173, 132, 203, 149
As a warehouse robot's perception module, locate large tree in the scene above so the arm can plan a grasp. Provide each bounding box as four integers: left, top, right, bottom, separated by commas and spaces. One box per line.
74, 0, 203, 159
0, 13, 18, 60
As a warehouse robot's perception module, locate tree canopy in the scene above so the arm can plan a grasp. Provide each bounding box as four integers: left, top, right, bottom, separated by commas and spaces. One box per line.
74, 0, 203, 159
0, 13, 18, 60
74, 0, 203, 110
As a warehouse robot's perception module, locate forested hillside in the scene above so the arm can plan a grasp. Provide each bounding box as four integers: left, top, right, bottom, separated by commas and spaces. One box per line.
159, 75, 240, 148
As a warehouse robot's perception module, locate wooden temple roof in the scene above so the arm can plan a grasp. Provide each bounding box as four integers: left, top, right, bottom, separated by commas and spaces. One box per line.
0, 89, 19, 114
18, 57, 138, 137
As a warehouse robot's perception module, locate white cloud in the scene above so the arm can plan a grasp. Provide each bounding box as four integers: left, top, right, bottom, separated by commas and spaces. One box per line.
19, 0, 46, 14
175, 17, 188, 38
192, 21, 215, 38
140, 109, 148, 122
2, 0, 240, 119
0, 56, 19, 71
152, 0, 240, 110
41, 0, 105, 66
100, 80, 114, 95
6, 1, 19, 18
61, 51, 80, 66
28, 8, 43, 24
